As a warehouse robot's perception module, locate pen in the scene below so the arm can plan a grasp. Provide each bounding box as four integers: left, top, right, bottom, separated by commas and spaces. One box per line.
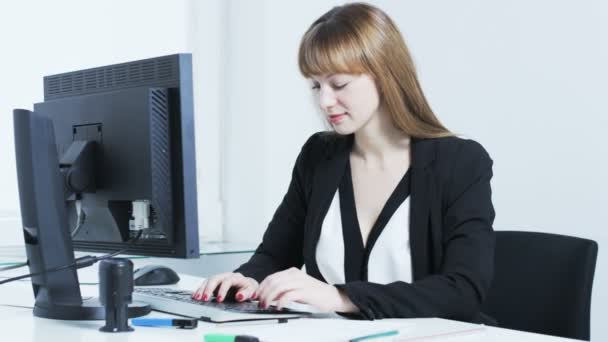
204, 334, 261, 342
349, 329, 399, 342
131, 318, 198, 329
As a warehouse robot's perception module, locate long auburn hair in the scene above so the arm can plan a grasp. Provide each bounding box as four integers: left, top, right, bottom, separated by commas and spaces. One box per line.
298, 3, 453, 138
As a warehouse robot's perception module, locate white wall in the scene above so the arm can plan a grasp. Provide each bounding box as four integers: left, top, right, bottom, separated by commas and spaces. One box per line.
0, 0, 225, 243
1, 0, 606, 339
190, 0, 226, 241
218, 1, 607, 340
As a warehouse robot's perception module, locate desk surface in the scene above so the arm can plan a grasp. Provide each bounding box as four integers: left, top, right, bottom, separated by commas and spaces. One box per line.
0, 262, 580, 342
0, 241, 257, 260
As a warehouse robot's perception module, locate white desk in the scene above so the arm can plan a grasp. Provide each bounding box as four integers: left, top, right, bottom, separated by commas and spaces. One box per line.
0, 242, 256, 279
0, 261, 580, 341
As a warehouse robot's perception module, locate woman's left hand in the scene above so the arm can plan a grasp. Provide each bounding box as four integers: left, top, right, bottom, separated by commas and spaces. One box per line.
255, 267, 357, 313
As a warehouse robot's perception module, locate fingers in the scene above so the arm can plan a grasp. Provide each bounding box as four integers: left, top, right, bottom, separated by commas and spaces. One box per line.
257, 267, 297, 295
256, 271, 284, 306
234, 279, 259, 302
193, 273, 226, 301
261, 278, 299, 308
275, 289, 301, 311
217, 273, 260, 302
215, 274, 240, 302
194, 269, 303, 306
192, 273, 259, 303
192, 281, 205, 300
257, 267, 301, 308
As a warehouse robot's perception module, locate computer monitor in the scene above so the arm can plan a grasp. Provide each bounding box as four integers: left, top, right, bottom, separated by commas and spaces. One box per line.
12, 54, 198, 319
33, 54, 199, 258
14, 108, 151, 320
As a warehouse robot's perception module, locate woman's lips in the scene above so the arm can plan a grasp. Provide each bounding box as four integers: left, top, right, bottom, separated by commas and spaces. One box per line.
329, 113, 347, 124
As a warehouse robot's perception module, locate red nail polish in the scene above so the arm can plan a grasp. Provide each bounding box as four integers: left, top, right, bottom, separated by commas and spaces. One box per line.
236, 293, 244, 301
202, 294, 208, 301
217, 295, 223, 302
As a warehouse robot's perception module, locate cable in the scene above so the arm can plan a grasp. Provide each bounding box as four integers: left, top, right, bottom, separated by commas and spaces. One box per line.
0, 262, 28, 272
70, 200, 86, 238
98, 230, 144, 260
0, 230, 143, 286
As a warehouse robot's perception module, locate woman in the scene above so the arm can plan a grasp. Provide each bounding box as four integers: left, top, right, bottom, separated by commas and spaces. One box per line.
193, 2, 495, 324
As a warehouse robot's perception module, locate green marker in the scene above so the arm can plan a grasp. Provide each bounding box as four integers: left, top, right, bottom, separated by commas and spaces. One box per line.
349, 329, 399, 341
204, 334, 260, 342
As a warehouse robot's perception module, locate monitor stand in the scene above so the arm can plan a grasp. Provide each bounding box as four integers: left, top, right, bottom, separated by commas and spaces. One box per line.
33, 298, 150, 320
13, 109, 151, 322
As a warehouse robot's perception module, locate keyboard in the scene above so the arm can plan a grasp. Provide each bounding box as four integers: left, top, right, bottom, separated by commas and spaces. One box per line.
133, 287, 310, 323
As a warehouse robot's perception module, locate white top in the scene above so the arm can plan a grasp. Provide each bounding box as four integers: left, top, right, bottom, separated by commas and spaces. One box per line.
315, 190, 413, 285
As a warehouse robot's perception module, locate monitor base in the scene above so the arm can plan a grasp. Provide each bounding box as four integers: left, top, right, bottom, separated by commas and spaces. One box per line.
33, 297, 151, 320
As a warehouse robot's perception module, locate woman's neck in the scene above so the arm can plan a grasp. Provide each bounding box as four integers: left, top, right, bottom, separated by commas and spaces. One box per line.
351, 111, 410, 166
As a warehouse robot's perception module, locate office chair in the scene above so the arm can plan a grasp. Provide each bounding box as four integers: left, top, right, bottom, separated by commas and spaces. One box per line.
482, 230, 598, 341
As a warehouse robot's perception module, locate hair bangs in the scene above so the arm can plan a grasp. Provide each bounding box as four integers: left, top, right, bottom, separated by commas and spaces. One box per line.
298, 23, 368, 78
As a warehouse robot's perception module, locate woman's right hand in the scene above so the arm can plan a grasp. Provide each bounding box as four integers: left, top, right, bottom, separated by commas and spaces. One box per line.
191, 272, 259, 303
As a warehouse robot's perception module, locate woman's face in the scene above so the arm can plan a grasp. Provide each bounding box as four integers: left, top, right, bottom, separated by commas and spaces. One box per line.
311, 73, 381, 135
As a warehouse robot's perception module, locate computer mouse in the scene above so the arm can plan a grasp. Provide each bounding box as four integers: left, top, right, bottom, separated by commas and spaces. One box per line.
133, 265, 180, 286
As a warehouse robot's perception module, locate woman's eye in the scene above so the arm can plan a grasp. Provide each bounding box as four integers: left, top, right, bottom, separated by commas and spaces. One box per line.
310, 82, 347, 90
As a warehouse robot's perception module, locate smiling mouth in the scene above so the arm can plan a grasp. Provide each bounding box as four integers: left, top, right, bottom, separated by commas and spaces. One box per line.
328, 113, 347, 123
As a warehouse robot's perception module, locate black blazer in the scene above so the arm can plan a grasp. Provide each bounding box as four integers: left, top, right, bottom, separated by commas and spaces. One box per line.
235, 132, 496, 324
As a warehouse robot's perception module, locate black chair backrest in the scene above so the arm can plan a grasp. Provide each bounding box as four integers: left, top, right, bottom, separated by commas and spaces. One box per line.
482, 231, 598, 341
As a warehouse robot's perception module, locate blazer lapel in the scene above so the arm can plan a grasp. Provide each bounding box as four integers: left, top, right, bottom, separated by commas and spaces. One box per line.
304, 134, 352, 281
303, 135, 436, 282
409, 138, 435, 280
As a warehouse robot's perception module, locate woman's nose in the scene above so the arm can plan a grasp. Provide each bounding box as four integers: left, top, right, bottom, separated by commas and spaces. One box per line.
318, 87, 337, 111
